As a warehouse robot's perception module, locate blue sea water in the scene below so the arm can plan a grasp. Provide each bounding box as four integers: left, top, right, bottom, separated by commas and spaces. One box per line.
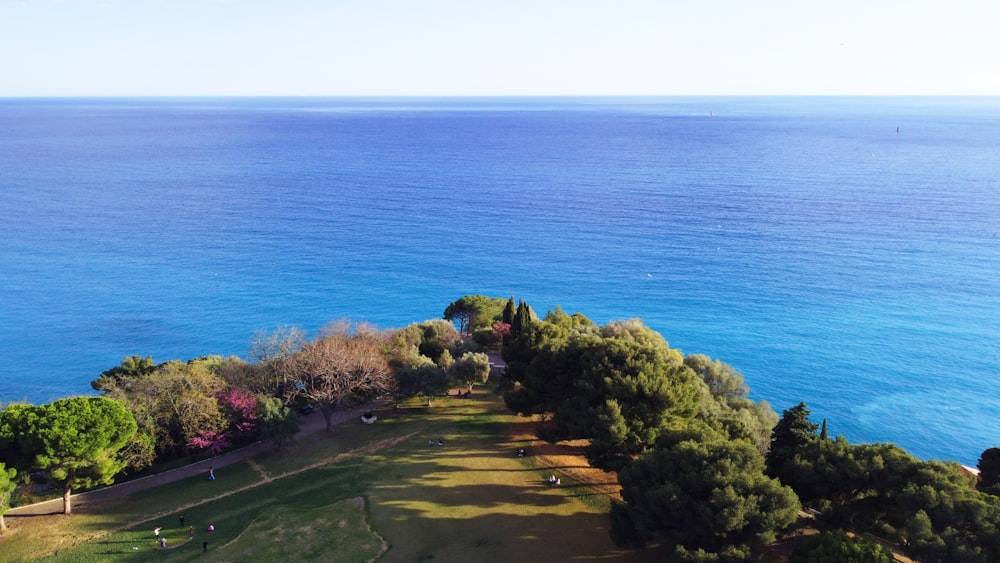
1, 96, 998, 464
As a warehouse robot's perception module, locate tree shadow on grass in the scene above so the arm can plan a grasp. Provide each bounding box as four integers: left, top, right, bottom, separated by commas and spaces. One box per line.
371, 503, 672, 563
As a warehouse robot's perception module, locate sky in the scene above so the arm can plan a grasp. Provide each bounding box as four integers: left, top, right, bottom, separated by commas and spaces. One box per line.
1, 0, 998, 97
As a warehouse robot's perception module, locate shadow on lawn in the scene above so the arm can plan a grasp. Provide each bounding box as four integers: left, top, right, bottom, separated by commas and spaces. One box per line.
381, 481, 572, 509
375, 505, 671, 563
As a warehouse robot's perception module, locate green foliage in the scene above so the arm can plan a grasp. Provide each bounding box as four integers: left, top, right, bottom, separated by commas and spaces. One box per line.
387, 319, 460, 367
0, 402, 39, 471
90, 355, 155, 392
771, 430, 1000, 562
504, 316, 703, 471
510, 299, 537, 339
443, 294, 507, 334
790, 530, 893, 563
611, 440, 799, 560
978, 447, 1000, 495
30, 396, 137, 514
0, 462, 15, 533
449, 352, 491, 390
684, 354, 748, 404
766, 402, 819, 478
684, 354, 776, 455
108, 357, 228, 457
255, 396, 300, 450
395, 363, 449, 398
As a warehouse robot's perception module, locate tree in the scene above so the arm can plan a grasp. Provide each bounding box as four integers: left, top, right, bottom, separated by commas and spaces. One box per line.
611, 440, 799, 561
501, 296, 516, 326
978, 447, 1000, 495
510, 299, 537, 338
29, 397, 137, 514
256, 396, 300, 450
767, 402, 819, 476
450, 352, 491, 391
110, 358, 228, 457
505, 318, 703, 471
0, 462, 15, 533
282, 325, 396, 432
247, 325, 306, 395
790, 530, 893, 563
90, 355, 156, 392
0, 403, 39, 472
443, 295, 507, 335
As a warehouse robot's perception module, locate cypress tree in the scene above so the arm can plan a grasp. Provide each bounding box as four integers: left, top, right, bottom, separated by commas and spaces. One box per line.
502, 296, 516, 326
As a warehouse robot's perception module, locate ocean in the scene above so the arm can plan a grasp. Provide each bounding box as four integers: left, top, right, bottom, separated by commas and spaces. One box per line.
1, 96, 998, 464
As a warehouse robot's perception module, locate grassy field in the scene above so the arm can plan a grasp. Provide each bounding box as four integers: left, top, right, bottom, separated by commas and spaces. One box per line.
0, 391, 671, 562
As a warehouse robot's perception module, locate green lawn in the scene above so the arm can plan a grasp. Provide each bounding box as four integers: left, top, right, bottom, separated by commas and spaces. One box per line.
2, 392, 669, 562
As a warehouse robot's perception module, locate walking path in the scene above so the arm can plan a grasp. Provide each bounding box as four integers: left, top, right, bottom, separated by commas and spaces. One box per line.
7, 399, 390, 517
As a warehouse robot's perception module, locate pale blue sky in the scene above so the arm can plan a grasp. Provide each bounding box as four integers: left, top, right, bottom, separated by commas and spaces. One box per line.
2, 0, 997, 96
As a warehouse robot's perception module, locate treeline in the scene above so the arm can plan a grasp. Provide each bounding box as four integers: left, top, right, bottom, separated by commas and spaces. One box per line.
1, 295, 998, 562
496, 296, 1000, 563
0, 311, 496, 521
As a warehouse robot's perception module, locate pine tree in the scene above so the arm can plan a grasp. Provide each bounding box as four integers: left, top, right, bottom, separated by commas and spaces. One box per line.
766, 402, 819, 476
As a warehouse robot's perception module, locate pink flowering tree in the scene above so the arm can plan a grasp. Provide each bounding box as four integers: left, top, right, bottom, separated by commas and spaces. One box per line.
188, 429, 230, 455
217, 388, 258, 438
490, 321, 511, 350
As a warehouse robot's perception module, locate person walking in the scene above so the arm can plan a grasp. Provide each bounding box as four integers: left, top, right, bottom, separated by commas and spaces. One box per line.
208, 466, 215, 480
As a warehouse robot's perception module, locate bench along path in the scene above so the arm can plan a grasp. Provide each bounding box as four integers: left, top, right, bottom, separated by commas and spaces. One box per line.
8, 398, 390, 517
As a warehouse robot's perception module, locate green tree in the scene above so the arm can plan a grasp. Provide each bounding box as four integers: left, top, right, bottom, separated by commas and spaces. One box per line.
0, 462, 15, 533
790, 530, 893, 563
450, 352, 491, 391
684, 354, 776, 455
978, 447, 1000, 495
611, 440, 799, 561
507, 319, 703, 471
29, 397, 137, 514
510, 299, 537, 338
0, 403, 39, 471
684, 354, 748, 404
256, 396, 300, 450
110, 358, 228, 457
443, 295, 507, 335
767, 402, 819, 477
90, 355, 156, 392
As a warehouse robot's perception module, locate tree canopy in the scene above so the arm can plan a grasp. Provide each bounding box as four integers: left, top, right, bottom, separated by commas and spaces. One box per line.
0, 462, 15, 533
978, 447, 1000, 496
443, 295, 507, 335
29, 396, 137, 514
281, 323, 396, 432
504, 313, 704, 471
611, 439, 799, 561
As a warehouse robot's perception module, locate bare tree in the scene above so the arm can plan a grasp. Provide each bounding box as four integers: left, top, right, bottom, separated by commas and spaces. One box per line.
248, 325, 306, 395
283, 324, 395, 432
